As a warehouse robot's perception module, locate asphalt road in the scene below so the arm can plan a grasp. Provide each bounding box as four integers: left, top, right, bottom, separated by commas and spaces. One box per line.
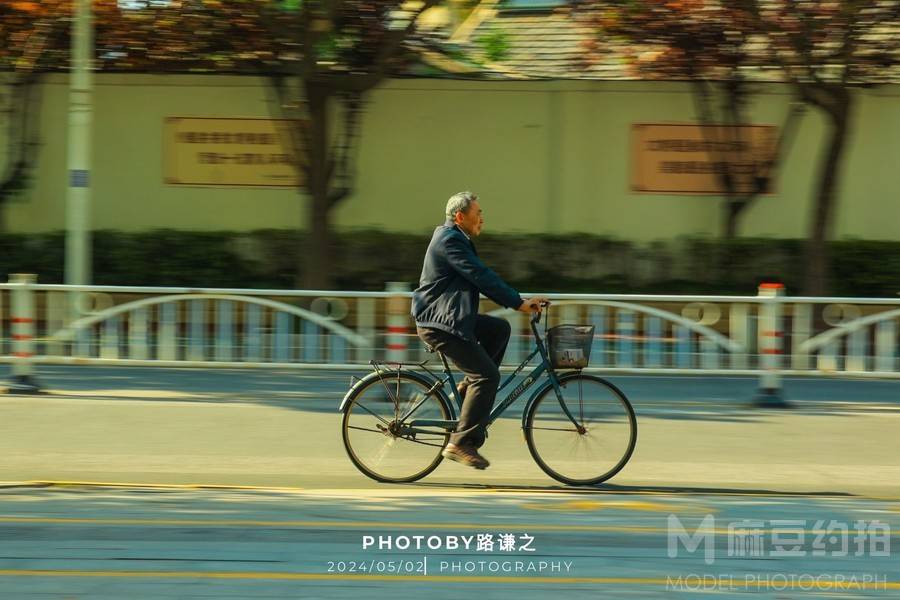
1, 366, 898, 495
0, 486, 897, 598
0, 366, 898, 598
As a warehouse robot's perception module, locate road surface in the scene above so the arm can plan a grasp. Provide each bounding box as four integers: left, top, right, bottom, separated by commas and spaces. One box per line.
1, 366, 898, 598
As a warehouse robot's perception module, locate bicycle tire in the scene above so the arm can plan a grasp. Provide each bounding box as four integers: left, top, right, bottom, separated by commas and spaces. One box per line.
342, 370, 452, 483
524, 373, 637, 486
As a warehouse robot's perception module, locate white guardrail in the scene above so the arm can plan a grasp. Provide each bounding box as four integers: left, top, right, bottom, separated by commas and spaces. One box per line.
1, 275, 899, 397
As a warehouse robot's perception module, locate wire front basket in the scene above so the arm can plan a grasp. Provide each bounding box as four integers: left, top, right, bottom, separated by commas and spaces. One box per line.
547, 324, 595, 369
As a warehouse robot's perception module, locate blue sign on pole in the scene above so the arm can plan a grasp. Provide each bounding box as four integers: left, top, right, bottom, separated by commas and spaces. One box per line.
70, 169, 89, 188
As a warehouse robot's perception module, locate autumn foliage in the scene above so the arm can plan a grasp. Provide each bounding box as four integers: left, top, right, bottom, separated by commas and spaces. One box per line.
577, 0, 898, 83
2, 1, 298, 73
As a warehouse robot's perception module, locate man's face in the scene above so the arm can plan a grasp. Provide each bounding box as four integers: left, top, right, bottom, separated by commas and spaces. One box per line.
455, 200, 484, 237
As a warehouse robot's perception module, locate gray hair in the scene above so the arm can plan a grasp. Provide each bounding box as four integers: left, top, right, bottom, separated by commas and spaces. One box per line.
445, 191, 478, 221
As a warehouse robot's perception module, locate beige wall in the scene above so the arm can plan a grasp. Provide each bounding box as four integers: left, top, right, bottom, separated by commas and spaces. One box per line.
5, 74, 899, 240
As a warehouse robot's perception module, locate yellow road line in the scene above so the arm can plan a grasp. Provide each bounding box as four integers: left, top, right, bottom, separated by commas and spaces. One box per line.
0, 480, 306, 492
0, 570, 895, 589
1, 516, 897, 537
0, 481, 671, 500
0, 516, 662, 532
3, 480, 898, 501
518, 499, 715, 513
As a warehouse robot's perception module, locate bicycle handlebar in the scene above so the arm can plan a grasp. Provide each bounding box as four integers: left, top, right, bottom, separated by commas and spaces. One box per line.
530, 301, 551, 325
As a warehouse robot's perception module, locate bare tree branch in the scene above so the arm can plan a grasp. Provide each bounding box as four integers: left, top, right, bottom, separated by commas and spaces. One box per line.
269, 74, 311, 181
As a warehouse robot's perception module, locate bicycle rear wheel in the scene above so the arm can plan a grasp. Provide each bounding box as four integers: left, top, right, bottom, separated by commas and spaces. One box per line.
525, 373, 636, 486
342, 371, 452, 483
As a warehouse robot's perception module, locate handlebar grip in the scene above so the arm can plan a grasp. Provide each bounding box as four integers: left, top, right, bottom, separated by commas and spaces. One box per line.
529, 300, 551, 325
530, 302, 549, 324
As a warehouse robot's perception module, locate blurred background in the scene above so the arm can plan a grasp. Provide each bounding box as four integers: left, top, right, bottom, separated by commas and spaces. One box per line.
2, 0, 898, 379
0, 4, 899, 597
0, 0, 897, 296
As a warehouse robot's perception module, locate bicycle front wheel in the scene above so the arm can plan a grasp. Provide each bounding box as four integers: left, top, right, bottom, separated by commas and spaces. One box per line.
525, 374, 637, 486
342, 371, 452, 483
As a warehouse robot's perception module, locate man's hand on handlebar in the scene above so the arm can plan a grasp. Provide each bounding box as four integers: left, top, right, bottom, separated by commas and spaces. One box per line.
518, 296, 551, 314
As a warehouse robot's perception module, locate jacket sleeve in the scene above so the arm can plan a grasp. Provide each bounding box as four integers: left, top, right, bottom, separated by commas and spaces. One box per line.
442, 234, 523, 310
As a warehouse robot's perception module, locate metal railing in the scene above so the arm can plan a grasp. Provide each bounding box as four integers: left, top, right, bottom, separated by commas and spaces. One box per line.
2, 276, 899, 386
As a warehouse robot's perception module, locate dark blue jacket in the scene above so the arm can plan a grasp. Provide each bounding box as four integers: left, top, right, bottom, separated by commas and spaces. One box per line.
412, 222, 523, 342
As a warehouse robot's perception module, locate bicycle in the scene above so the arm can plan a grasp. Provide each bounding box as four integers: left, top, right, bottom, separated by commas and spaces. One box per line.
339, 304, 637, 486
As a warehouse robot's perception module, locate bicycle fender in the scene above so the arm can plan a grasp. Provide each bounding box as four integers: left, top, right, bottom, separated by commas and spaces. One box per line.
339, 374, 373, 412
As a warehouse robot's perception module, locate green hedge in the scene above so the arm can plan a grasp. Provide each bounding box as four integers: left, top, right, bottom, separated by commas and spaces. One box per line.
1, 229, 898, 297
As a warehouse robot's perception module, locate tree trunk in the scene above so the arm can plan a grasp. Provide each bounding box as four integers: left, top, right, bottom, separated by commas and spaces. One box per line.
717, 198, 746, 287
803, 89, 851, 296
723, 200, 744, 240
306, 192, 332, 289
301, 83, 333, 290
0, 73, 41, 233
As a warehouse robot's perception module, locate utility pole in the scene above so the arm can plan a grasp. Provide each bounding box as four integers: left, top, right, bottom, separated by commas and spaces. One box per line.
65, 0, 93, 285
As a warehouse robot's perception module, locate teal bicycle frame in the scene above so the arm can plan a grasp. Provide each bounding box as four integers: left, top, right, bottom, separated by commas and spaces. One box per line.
399, 310, 582, 435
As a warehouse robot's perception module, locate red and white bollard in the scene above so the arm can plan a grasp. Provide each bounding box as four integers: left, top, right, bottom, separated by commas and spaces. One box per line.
6, 273, 42, 394
754, 282, 789, 408
385, 281, 409, 363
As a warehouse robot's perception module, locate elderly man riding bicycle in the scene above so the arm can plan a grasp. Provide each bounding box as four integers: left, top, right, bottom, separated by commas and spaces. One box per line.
411, 191, 549, 469
339, 192, 637, 486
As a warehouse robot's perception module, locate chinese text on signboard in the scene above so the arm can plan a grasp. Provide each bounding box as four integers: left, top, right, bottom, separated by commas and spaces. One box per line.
631, 123, 777, 194
164, 117, 301, 187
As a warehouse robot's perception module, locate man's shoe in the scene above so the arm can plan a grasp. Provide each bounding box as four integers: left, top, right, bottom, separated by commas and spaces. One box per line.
441, 443, 490, 470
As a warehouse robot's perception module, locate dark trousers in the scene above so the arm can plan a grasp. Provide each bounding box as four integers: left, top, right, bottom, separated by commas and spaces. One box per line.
417, 315, 512, 448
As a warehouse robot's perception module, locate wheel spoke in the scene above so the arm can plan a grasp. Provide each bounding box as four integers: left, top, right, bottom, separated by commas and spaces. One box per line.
350, 400, 392, 426
375, 372, 399, 412
394, 371, 402, 420
578, 378, 584, 423
528, 426, 582, 433
346, 425, 387, 434
401, 438, 446, 448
